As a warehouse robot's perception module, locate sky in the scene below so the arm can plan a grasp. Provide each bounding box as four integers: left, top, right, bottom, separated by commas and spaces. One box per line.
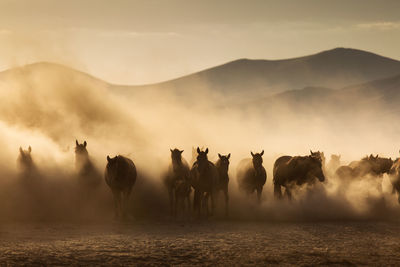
0, 0, 399, 85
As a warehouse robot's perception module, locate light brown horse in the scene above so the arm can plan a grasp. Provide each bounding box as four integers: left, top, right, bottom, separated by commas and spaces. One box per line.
390, 151, 400, 203
237, 151, 267, 203
75, 140, 101, 189
164, 149, 191, 217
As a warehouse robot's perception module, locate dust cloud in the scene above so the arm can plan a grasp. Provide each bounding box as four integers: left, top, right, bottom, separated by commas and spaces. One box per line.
0, 58, 399, 223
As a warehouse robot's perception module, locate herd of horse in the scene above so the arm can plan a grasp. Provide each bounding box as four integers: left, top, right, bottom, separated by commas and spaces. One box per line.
16, 141, 400, 219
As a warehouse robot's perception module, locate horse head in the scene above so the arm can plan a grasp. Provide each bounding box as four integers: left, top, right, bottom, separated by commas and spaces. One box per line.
170, 148, 184, 163
310, 150, 325, 165
196, 147, 209, 172
308, 155, 325, 182
18, 146, 34, 170
251, 150, 264, 170
218, 153, 231, 172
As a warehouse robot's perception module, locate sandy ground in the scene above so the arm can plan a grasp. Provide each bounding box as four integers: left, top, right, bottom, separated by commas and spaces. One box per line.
1, 220, 400, 266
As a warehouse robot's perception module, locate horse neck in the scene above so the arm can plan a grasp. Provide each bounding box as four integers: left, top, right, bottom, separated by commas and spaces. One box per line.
76, 153, 91, 171
198, 160, 210, 174
217, 161, 228, 174
253, 163, 263, 173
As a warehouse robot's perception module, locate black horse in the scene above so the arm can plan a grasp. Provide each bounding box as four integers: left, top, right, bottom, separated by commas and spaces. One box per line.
215, 153, 230, 216
190, 147, 219, 217
105, 155, 137, 219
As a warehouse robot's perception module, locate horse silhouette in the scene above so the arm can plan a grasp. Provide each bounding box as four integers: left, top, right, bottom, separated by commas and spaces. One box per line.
237, 151, 267, 203
336, 154, 392, 179
75, 140, 101, 188
105, 155, 137, 218
390, 151, 400, 203
17, 146, 37, 177
191, 146, 204, 166
163, 149, 191, 217
273, 151, 325, 200
215, 153, 230, 216
190, 147, 219, 217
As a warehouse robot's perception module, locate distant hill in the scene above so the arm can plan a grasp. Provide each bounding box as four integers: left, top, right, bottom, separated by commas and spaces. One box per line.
247, 73, 400, 119
2, 48, 400, 117
114, 47, 400, 102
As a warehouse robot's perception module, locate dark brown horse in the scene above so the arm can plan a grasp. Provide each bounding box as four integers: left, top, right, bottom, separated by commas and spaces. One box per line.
237, 151, 267, 203
105, 155, 137, 218
190, 147, 219, 217
75, 140, 101, 188
163, 149, 191, 217
215, 153, 230, 216
273, 152, 325, 200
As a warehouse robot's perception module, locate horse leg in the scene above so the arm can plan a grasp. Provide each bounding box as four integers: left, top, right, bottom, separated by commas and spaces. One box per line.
210, 191, 215, 216
204, 193, 210, 217
168, 187, 174, 216
224, 186, 229, 217
285, 187, 293, 201
174, 190, 179, 218
186, 192, 191, 219
193, 190, 200, 217
112, 190, 121, 219
274, 183, 282, 199
256, 187, 263, 204
121, 191, 129, 219
393, 181, 400, 203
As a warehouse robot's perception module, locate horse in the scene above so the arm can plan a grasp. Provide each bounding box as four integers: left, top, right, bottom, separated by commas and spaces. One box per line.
215, 153, 230, 216
75, 140, 101, 189
163, 149, 191, 217
17, 146, 37, 177
273, 151, 325, 200
390, 151, 400, 203
190, 147, 219, 217
336, 154, 393, 179
237, 151, 267, 203
105, 155, 137, 219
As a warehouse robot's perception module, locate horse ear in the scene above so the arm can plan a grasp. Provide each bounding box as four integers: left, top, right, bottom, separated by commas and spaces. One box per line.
260, 150, 264, 156
83, 141, 87, 147
28, 146, 31, 153
170, 149, 173, 153
76, 140, 79, 146
197, 147, 200, 153
180, 150, 184, 153
310, 150, 313, 154
19, 147, 23, 153
251, 152, 255, 157
205, 148, 209, 154
107, 155, 111, 162
218, 153, 222, 159
227, 153, 231, 159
